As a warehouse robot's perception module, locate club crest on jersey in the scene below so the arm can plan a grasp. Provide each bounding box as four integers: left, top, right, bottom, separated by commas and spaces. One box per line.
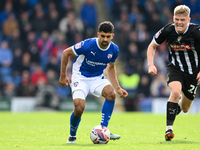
74, 82, 79, 87
107, 54, 112, 59
177, 36, 182, 43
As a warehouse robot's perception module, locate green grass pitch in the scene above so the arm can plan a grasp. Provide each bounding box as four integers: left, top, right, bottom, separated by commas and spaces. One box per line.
0, 112, 200, 150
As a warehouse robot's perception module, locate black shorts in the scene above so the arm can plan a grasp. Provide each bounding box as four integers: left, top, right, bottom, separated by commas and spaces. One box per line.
167, 65, 198, 100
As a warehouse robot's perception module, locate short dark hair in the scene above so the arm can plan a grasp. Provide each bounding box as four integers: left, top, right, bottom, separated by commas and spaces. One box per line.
98, 21, 114, 33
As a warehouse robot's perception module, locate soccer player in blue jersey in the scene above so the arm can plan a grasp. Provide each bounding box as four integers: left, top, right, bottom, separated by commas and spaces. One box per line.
59, 21, 128, 143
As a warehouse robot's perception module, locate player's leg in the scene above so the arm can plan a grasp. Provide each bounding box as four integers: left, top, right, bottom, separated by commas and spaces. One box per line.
101, 85, 115, 127
67, 79, 89, 143
67, 89, 87, 143
178, 75, 197, 114
91, 78, 120, 140
101, 85, 121, 140
90, 77, 115, 128
165, 81, 182, 141
176, 96, 182, 115
179, 92, 193, 113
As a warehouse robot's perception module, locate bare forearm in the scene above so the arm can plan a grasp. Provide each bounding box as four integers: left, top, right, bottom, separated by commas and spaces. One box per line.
60, 48, 72, 77
147, 40, 157, 66
147, 47, 155, 66
60, 53, 68, 77
107, 65, 121, 90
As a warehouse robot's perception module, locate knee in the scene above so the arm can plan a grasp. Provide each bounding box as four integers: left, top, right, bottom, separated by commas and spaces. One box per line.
181, 107, 189, 113
74, 100, 85, 117
170, 91, 180, 100
105, 92, 116, 101
74, 105, 85, 118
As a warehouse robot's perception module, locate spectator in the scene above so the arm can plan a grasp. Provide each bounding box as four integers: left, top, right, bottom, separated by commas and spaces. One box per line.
59, 11, 83, 45
137, 74, 151, 99
126, 42, 141, 73
16, 70, 36, 96
46, 56, 60, 76
25, 31, 40, 65
13, 0, 31, 14
28, 43, 40, 65
118, 68, 140, 111
128, 5, 140, 26
36, 68, 59, 110
160, 6, 173, 25
1, 82, 15, 98
52, 32, 68, 64
21, 52, 31, 71
9, 29, 25, 52
37, 31, 54, 71
136, 23, 150, 52
0, 40, 13, 83
18, 11, 32, 40
146, 12, 163, 36
80, 0, 98, 38
59, 0, 74, 18
46, 69, 57, 86
12, 48, 23, 72
2, 13, 18, 38
47, 9, 60, 33
150, 73, 170, 97
27, 0, 39, 8
30, 65, 47, 87
25, 31, 37, 47
0, 1, 15, 25
110, 0, 126, 22
31, 3, 47, 36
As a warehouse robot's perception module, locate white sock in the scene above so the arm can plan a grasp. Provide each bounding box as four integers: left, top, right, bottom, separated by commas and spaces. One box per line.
166, 126, 173, 131
178, 100, 181, 106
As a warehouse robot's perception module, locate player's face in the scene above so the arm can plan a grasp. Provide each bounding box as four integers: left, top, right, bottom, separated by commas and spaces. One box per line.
173, 14, 190, 34
97, 32, 114, 48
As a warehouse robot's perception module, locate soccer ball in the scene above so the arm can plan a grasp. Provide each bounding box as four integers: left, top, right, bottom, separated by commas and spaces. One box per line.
90, 125, 110, 144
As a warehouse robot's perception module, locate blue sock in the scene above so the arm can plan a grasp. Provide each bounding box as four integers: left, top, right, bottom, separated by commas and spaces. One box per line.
70, 112, 81, 136
101, 99, 115, 127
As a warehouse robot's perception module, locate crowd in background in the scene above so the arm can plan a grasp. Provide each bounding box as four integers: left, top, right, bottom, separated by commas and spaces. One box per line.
0, 0, 200, 110
106, 0, 200, 110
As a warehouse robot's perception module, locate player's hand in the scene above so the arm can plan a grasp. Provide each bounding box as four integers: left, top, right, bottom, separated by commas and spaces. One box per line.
196, 72, 200, 83
148, 64, 157, 76
59, 76, 70, 87
116, 88, 128, 98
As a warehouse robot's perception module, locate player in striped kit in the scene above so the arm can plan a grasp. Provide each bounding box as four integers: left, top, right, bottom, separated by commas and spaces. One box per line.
59, 21, 128, 143
147, 5, 200, 141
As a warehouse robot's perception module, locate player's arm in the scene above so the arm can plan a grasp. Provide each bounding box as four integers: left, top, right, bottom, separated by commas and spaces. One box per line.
147, 39, 158, 76
106, 63, 128, 97
59, 46, 76, 87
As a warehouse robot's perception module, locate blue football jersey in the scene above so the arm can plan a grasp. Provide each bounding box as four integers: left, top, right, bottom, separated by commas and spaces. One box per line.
72, 38, 119, 77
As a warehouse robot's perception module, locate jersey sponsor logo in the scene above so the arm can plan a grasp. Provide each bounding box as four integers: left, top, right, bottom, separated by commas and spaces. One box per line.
74, 82, 79, 87
155, 31, 161, 38
85, 58, 107, 66
169, 44, 191, 51
75, 42, 83, 49
107, 54, 112, 59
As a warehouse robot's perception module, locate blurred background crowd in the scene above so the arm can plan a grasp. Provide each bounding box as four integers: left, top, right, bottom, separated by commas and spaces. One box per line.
0, 0, 200, 111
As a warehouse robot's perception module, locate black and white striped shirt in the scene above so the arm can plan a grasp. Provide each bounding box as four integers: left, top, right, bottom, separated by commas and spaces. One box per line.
153, 23, 200, 75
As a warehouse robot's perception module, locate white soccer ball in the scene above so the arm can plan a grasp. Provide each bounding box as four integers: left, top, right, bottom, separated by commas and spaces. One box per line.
90, 125, 110, 144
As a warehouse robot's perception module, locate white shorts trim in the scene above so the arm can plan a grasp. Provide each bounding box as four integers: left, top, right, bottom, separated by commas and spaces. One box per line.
72, 90, 86, 100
